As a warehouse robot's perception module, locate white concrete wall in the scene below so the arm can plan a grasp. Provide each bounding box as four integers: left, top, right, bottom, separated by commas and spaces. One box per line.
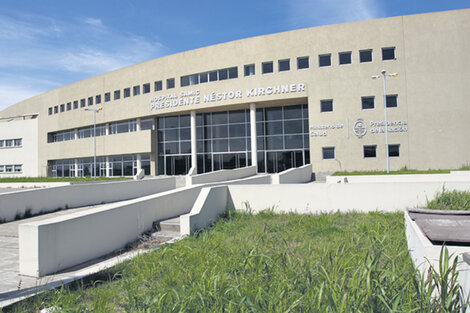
187, 166, 256, 186
271, 164, 312, 184
228, 182, 470, 213
0, 182, 70, 189
18, 173, 270, 277
404, 212, 470, 284
0, 118, 38, 177
180, 186, 229, 236
326, 171, 470, 184
0, 177, 176, 222
19, 186, 202, 277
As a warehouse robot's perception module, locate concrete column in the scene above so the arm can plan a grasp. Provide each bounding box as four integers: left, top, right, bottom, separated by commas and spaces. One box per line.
136, 118, 141, 131
74, 129, 78, 140
190, 110, 197, 171
74, 159, 79, 177
105, 123, 110, 135
250, 103, 258, 171
136, 153, 142, 171
105, 156, 110, 177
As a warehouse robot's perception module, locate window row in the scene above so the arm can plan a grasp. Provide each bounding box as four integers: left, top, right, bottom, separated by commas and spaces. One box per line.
321, 144, 400, 159
181, 67, 238, 87
0, 164, 22, 173
320, 95, 398, 112
49, 118, 153, 143
0, 138, 22, 148
247, 47, 396, 76
51, 154, 151, 177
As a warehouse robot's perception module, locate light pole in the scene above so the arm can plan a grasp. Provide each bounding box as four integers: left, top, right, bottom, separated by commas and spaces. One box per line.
372, 70, 397, 174
84, 107, 102, 180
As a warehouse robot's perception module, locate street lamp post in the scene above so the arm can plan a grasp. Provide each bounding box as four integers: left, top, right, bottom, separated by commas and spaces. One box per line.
84, 107, 102, 180
372, 70, 397, 174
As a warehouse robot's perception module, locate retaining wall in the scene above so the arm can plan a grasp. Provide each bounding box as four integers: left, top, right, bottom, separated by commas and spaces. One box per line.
326, 171, 470, 184
187, 166, 256, 186
1, 177, 176, 222
271, 164, 312, 184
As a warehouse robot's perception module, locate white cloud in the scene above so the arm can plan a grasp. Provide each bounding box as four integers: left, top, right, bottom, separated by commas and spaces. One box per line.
287, 0, 385, 28
0, 13, 168, 110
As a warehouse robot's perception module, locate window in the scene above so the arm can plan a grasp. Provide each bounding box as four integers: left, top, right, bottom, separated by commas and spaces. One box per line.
66, 102, 71, 111
96, 95, 101, 104
60, 104, 65, 112
54, 106, 58, 114
140, 118, 153, 130
0, 166, 3, 172
382, 47, 395, 60
114, 90, 121, 100
388, 144, 400, 157
319, 54, 331, 67
364, 145, 377, 158
278, 59, 290, 72
386, 95, 398, 108
72, 101, 77, 109
262, 61, 273, 74
80, 99, 86, 107
167, 78, 175, 89
14, 139, 22, 146
0, 140, 3, 147
209, 71, 218, 81
322, 147, 335, 159
14, 165, 22, 172
360, 49, 373, 63
320, 99, 333, 112
244, 64, 255, 76
109, 120, 137, 134
133, 85, 140, 96
181, 76, 190, 87
88, 97, 93, 106
199, 72, 208, 83
105, 93, 111, 102
228, 67, 238, 79
5, 165, 12, 173
124, 88, 131, 98
361, 96, 375, 109
182, 67, 237, 86
48, 107, 52, 115
297, 56, 309, 69
218, 69, 228, 80
5, 140, 12, 147
155, 80, 163, 91
339, 51, 352, 65
143, 83, 150, 94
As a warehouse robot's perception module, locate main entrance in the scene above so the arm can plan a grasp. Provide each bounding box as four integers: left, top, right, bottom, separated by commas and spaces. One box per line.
165, 155, 191, 175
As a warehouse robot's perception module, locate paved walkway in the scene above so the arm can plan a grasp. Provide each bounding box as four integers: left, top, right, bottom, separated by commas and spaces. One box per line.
0, 202, 178, 308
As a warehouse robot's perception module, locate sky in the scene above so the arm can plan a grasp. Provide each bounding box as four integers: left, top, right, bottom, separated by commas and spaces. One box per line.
0, 0, 468, 111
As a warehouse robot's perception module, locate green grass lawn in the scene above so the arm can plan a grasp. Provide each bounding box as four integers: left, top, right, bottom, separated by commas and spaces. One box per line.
332, 165, 470, 176
5, 210, 458, 313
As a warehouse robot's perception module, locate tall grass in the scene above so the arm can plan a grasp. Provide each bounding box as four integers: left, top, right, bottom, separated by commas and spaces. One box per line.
426, 188, 470, 211
3, 211, 466, 312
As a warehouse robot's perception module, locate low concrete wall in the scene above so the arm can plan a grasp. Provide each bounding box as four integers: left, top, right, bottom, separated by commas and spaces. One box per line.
271, 164, 312, 184
0, 182, 70, 189
19, 186, 201, 277
180, 186, 229, 236
404, 211, 470, 278
228, 182, 470, 213
18, 173, 270, 277
187, 166, 256, 186
326, 172, 470, 184
0, 177, 176, 222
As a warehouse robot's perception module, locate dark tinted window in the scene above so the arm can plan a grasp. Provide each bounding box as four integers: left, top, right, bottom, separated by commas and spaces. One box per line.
321, 100, 333, 112
362, 96, 375, 109
319, 54, 331, 67
167, 78, 175, 89
154, 81, 163, 91
322, 147, 335, 159
364, 145, 377, 158
360, 49, 373, 62
386, 95, 398, 108
339, 52, 351, 65
297, 57, 309, 69
389, 144, 400, 157
278, 59, 290, 71
262, 62, 273, 74
382, 47, 395, 60
244, 64, 255, 76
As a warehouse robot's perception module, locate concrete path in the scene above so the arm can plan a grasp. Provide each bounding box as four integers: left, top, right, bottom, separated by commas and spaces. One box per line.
0, 202, 179, 308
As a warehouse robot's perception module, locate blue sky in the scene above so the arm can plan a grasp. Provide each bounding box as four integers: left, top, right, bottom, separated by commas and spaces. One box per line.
0, 0, 468, 111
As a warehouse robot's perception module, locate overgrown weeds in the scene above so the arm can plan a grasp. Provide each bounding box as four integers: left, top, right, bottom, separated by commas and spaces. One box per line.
3, 211, 467, 312
426, 188, 470, 211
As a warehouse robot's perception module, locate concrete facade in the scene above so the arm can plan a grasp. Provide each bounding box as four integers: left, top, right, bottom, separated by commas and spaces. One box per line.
0, 9, 469, 176
0, 115, 38, 177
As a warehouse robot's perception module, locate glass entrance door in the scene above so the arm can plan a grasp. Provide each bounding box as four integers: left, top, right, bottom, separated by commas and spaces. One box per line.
213, 153, 247, 171
165, 155, 191, 175
266, 150, 304, 173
